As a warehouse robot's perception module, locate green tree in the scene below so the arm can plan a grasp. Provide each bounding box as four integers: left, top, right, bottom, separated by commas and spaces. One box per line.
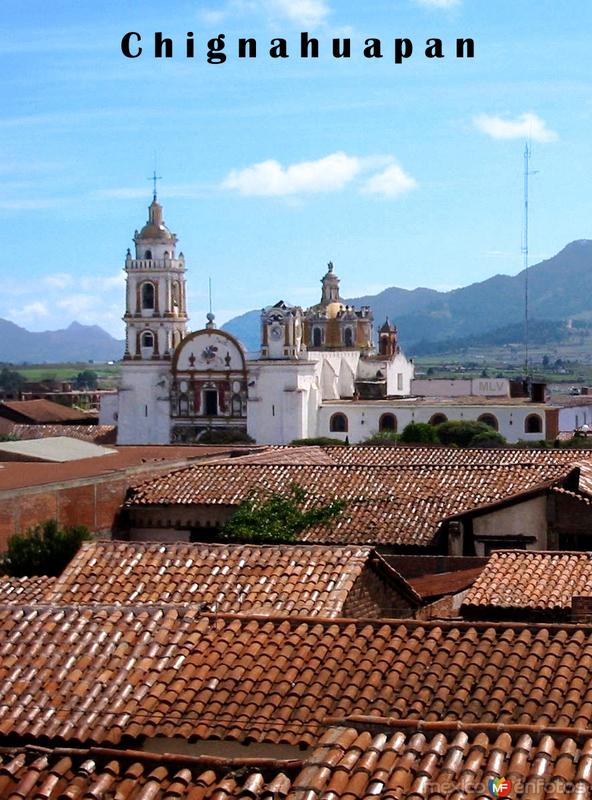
437, 420, 506, 448
364, 431, 400, 444
220, 483, 346, 544
0, 519, 92, 577
198, 428, 254, 444
0, 367, 24, 396
291, 437, 348, 446
74, 370, 99, 390
399, 422, 439, 444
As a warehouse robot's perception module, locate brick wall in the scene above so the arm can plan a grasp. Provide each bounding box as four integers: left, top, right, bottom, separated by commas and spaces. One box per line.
0, 462, 195, 550
343, 565, 416, 618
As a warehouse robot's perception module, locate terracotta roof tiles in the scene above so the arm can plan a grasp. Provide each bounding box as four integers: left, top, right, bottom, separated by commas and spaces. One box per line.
125, 454, 582, 545
40, 541, 420, 616
0, 577, 56, 604
462, 550, 592, 614
1, 608, 592, 745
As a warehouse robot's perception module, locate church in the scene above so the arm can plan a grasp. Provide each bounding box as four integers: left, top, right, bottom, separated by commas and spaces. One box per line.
101, 194, 415, 445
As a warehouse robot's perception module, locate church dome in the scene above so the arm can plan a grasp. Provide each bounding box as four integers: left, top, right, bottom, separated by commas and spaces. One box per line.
326, 301, 345, 319
136, 198, 174, 241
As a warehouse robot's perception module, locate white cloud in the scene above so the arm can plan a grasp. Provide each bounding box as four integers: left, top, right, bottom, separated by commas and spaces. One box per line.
415, 0, 460, 7
222, 152, 363, 196
200, 0, 329, 28
362, 163, 418, 198
473, 112, 558, 143
43, 272, 73, 290
268, 0, 329, 26
7, 301, 51, 326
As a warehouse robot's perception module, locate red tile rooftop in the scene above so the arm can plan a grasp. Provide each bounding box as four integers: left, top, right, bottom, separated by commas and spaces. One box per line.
2, 607, 592, 746
5, 724, 592, 800
39, 540, 420, 616
462, 550, 592, 613
125, 455, 585, 546
0, 577, 55, 604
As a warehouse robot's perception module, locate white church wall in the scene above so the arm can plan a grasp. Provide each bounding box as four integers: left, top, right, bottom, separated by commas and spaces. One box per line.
247, 361, 318, 444
385, 352, 415, 396
117, 364, 172, 445
99, 392, 119, 425
318, 401, 550, 444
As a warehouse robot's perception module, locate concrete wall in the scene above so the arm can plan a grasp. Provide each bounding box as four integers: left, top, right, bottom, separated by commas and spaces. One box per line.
471, 495, 548, 555
317, 402, 548, 444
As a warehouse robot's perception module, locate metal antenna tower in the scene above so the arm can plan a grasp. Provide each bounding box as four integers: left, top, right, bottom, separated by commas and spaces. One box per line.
522, 142, 532, 379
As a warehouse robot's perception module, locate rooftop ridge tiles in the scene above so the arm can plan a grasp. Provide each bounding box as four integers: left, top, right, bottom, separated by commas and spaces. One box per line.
323, 716, 592, 742
4, 603, 592, 634
0, 743, 304, 771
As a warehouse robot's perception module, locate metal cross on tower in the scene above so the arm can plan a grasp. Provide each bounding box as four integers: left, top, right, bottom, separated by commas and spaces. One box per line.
148, 170, 162, 200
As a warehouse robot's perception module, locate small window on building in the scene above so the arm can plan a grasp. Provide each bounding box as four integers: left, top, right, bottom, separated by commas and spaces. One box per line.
379, 413, 397, 432
313, 327, 322, 347
141, 282, 155, 310
344, 327, 354, 347
144, 250, 152, 260
478, 413, 499, 431
429, 413, 448, 426
525, 414, 543, 434
330, 412, 348, 433
141, 331, 154, 349
204, 389, 218, 416
397, 373, 403, 392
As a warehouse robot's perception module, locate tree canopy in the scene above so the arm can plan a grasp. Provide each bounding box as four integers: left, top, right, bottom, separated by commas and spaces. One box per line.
0, 519, 92, 577
220, 483, 345, 544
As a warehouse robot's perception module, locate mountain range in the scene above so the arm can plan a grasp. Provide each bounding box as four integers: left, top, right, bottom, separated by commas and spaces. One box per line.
223, 240, 592, 354
0, 319, 124, 364
3, 240, 591, 363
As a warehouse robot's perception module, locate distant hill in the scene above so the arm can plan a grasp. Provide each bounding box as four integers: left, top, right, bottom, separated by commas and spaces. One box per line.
0, 319, 125, 364
223, 240, 592, 354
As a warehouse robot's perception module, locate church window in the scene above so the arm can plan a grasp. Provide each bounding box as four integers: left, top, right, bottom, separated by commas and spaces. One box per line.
141, 282, 155, 310
141, 331, 154, 349
344, 327, 354, 347
429, 413, 448, 426
397, 373, 403, 391
204, 388, 218, 416
313, 327, 322, 347
330, 412, 348, 433
379, 413, 397, 432
478, 413, 499, 431
144, 250, 152, 259
525, 413, 543, 434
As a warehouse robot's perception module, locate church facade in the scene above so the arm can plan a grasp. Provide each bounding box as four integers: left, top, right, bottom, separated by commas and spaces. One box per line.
101, 197, 414, 445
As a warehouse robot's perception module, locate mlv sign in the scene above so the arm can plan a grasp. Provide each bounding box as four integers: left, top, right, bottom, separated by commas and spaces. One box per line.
471, 378, 510, 397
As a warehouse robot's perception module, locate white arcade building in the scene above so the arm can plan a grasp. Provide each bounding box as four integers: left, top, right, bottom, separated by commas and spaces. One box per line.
102, 196, 576, 445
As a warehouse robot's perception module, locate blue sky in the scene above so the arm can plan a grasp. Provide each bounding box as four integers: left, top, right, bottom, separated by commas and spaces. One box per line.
2, 0, 592, 337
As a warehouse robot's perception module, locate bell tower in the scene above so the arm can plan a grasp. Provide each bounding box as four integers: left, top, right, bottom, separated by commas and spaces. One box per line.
117, 189, 190, 445
123, 192, 189, 361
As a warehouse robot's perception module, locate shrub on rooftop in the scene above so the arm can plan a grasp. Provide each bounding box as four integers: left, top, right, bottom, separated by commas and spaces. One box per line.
364, 431, 400, 445
220, 482, 346, 544
290, 437, 348, 446
436, 420, 506, 448
0, 519, 92, 577
198, 428, 255, 445
399, 422, 439, 444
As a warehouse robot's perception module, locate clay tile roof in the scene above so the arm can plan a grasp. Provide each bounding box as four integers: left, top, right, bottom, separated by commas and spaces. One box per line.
0, 577, 56, 604
2, 608, 592, 745
295, 723, 592, 800
9, 424, 116, 444
0, 399, 96, 424
125, 448, 587, 546
408, 566, 485, 599
462, 550, 592, 612
40, 541, 421, 615
0, 746, 301, 798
